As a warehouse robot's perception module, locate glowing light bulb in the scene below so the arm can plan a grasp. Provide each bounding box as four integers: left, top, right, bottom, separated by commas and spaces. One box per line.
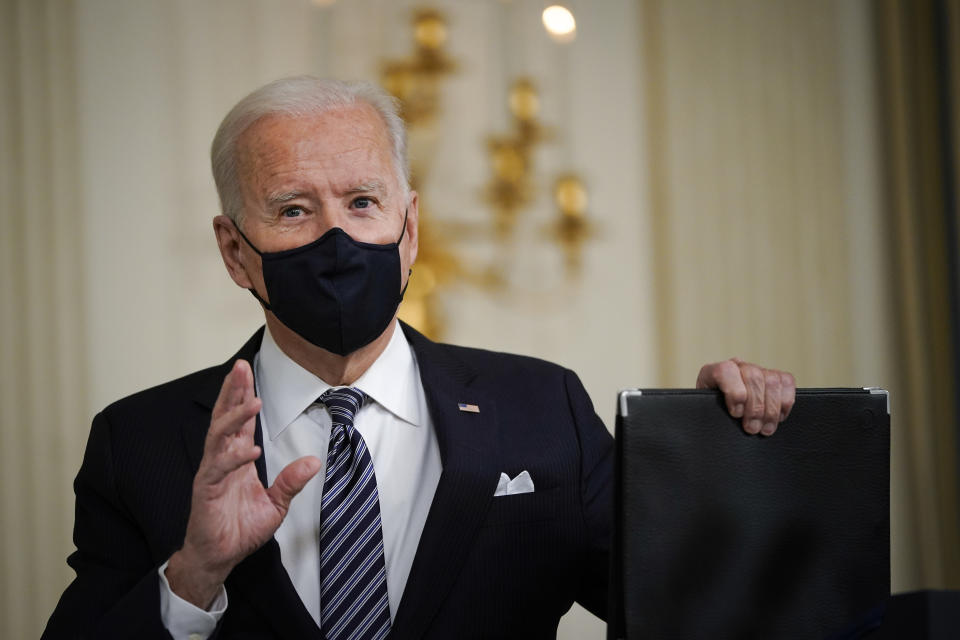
542, 5, 576, 42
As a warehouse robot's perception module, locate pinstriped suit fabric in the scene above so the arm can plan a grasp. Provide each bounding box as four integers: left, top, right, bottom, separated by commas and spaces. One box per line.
43, 325, 614, 639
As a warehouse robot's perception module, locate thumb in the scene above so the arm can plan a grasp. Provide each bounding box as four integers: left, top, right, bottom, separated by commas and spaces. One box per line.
267, 455, 323, 513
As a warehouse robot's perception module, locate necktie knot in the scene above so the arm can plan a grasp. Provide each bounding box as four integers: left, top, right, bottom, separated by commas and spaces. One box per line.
319, 387, 365, 429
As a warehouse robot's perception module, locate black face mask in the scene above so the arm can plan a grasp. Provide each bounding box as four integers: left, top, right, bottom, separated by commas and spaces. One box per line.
234, 210, 410, 356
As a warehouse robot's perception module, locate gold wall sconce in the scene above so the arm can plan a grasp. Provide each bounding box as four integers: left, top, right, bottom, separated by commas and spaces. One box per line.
484, 78, 553, 237
484, 77, 594, 275
549, 173, 594, 276
380, 8, 457, 128
381, 8, 594, 339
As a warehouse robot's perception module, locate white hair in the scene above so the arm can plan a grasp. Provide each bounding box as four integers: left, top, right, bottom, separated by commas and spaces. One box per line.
211, 76, 410, 225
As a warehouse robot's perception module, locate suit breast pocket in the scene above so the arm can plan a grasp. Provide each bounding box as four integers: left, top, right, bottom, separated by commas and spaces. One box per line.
482, 486, 561, 526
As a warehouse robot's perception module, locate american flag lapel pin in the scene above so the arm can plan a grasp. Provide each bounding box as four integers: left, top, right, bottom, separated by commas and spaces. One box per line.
458, 402, 480, 413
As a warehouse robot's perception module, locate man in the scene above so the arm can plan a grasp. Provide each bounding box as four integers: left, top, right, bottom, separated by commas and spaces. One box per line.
44, 77, 795, 639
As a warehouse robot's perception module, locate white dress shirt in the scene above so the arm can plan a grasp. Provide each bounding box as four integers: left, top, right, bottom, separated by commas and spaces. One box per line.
160, 321, 442, 639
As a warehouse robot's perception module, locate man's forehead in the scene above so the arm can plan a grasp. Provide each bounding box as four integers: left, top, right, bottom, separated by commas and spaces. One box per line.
239, 105, 388, 152
235, 106, 396, 190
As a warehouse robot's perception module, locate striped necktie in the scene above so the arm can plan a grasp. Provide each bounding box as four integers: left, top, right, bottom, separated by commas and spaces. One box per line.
317, 387, 391, 640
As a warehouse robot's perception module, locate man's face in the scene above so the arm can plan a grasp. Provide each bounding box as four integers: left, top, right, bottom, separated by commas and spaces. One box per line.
224, 104, 418, 303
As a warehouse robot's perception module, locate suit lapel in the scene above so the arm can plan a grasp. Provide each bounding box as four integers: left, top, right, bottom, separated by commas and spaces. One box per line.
185, 327, 265, 477
390, 324, 500, 640
227, 538, 321, 638
183, 327, 267, 486
187, 327, 320, 638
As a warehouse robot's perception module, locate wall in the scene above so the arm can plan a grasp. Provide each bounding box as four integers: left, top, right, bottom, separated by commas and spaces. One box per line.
0, 1, 902, 637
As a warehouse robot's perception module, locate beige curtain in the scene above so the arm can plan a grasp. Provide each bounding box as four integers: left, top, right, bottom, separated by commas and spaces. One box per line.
0, 1, 89, 637
637, 0, 951, 591
876, 0, 960, 588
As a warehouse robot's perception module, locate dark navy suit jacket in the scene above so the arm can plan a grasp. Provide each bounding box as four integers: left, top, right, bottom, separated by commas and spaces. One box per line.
44, 323, 613, 639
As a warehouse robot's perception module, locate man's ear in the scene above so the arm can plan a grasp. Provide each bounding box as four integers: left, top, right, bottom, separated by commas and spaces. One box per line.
404, 191, 419, 266
213, 215, 254, 289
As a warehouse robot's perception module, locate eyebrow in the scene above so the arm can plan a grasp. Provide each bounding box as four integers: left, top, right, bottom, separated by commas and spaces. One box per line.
344, 181, 387, 196
265, 190, 304, 206
264, 181, 388, 207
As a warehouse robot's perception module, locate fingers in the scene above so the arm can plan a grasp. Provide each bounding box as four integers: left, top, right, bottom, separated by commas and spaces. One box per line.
208, 361, 260, 443
760, 370, 782, 436
196, 401, 262, 485
696, 360, 747, 418
202, 397, 261, 475
738, 362, 766, 435
200, 359, 262, 485
212, 395, 261, 440
267, 456, 324, 514
779, 371, 797, 421
697, 358, 798, 436
212, 359, 254, 421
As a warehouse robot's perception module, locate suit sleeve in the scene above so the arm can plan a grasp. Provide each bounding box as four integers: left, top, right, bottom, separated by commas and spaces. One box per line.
563, 369, 614, 620
42, 411, 178, 639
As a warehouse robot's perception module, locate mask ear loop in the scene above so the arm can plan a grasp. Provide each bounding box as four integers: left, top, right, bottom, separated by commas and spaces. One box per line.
247, 285, 273, 311
229, 218, 274, 311
396, 206, 410, 244
399, 268, 413, 302
230, 218, 264, 256
396, 206, 413, 301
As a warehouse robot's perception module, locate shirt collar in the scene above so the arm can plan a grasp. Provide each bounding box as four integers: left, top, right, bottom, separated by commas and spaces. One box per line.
257, 321, 423, 441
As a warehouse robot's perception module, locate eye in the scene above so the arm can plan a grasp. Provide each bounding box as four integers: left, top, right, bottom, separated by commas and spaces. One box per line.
280, 205, 306, 218
352, 196, 375, 210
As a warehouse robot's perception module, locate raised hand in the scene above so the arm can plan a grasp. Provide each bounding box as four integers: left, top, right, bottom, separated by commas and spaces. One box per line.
696, 358, 796, 436
165, 359, 323, 608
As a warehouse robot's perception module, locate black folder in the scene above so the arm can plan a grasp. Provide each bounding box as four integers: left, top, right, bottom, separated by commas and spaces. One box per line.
608, 388, 890, 640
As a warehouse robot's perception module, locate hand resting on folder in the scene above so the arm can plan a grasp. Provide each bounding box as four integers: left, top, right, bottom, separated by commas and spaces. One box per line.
695, 358, 797, 436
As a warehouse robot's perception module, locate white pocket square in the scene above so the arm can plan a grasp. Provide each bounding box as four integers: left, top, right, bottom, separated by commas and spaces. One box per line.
494, 470, 535, 496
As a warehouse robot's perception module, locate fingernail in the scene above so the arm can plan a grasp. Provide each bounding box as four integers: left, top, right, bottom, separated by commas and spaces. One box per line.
732, 403, 745, 418
761, 422, 776, 436
747, 419, 762, 434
